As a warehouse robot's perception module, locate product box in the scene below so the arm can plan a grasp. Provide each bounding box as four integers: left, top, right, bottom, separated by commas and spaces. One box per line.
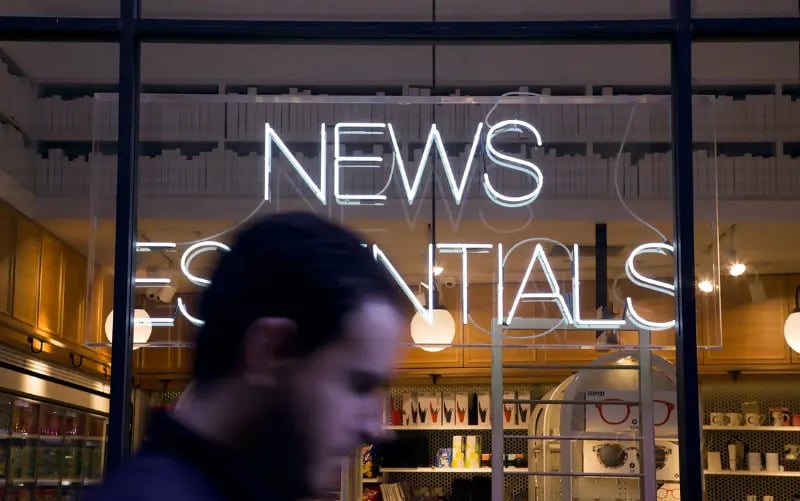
452, 436, 465, 468
402, 393, 418, 427
436, 448, 453, 469
584, 389, 678, 434
477, 392, 491, 427
502, 391, 517, 427
442, 393, 457, 427
454, 392, 469, 427
417, 392, 442, 428
517, 390, 532, 427
465, 435, 482, 469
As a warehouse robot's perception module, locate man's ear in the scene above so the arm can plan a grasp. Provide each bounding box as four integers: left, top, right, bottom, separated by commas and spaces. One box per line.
240, 317, 298, 388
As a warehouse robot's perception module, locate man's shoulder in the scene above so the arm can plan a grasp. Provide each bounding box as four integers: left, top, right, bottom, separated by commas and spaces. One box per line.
84, 451, 223, 501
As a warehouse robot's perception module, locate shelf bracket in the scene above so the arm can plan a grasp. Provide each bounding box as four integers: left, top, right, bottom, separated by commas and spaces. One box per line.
728, 370, 741, 381
27, 337, 44, 354
69, 353, 84, 368
428, 373, 440, 385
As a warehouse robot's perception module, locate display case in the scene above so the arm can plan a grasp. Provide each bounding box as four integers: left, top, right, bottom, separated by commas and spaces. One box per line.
0, 393, 107, 501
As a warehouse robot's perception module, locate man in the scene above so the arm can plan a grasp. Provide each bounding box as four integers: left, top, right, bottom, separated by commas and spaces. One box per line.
88, 212, 406, 500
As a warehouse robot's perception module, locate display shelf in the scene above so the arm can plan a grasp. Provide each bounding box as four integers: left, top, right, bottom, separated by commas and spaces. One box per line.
362, 477, 382, 483
380, 467, 527, 474
702, 425, 800, 432
704, 470, 800, 478
384, 425, 528, 431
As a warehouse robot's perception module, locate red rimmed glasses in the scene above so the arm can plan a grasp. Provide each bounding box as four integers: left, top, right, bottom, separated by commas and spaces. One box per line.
594, 398, 676, 426
657, 487, 680, 499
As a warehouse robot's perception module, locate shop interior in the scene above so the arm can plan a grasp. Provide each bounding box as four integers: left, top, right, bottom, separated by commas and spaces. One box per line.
0, 1, 800, 500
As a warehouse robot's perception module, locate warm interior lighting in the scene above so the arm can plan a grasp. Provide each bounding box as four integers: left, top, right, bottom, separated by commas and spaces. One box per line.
785, 286, 800, 354
104, 309, 153, 349
728, 261, 746, 277
698, 279, 714, 293
433, 264, 444, 276
410, 307, 456, 353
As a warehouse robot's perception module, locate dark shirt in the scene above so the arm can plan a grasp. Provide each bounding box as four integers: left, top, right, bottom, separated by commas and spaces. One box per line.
85, 410, 282, 501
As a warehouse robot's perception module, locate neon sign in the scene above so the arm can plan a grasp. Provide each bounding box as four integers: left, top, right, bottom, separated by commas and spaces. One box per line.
131, 118, 676, 336
265, 120, 544, 208
135, 240, 675, 332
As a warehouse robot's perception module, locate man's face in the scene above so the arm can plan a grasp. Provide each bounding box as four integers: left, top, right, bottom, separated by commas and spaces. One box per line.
285, 300, 405, 497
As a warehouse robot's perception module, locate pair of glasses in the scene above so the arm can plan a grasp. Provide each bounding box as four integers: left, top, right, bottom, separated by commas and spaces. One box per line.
592, 443, 672, 470
657, 487, 680, 499
594, 399, 676, 426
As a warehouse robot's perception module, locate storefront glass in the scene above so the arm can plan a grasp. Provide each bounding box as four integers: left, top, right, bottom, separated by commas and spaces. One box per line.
71, 40, 725, 500
0, 40, 116, 498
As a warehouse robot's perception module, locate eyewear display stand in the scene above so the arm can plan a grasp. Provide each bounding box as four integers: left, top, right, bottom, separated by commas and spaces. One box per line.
491, 317, 677, 501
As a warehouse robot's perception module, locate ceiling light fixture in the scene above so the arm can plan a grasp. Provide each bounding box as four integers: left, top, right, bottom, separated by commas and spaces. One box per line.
104, 309, 153, 350
728, 260, 746, 277
697, 279, 714, 293
784, 285, 800, 354
409, 126, 455, 353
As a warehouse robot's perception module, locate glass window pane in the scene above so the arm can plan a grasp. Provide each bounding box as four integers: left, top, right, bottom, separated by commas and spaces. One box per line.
0, 0, 118, 17
142, 0, 669, 20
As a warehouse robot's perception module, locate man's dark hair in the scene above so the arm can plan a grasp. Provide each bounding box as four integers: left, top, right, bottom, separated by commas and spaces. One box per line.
192, 211, 402, 385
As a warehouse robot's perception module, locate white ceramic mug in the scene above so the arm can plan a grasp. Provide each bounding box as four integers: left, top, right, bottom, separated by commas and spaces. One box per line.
709, 412, 726, 426
745, 413, 766, 426
771, 411, 790, 427
765, 453, 779, 472
726, 412, 743, 426
748, 452, 762, 472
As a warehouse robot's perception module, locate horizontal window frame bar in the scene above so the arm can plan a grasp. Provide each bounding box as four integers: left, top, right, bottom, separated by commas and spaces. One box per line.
0, 17, 796, 43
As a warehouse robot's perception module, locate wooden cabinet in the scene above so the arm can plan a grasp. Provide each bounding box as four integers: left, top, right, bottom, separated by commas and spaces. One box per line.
61, 247, 87, 344
703, 275, 791, 365
0, 204, 13, 316
37, 234, 64, 336
12, 216, 41, 327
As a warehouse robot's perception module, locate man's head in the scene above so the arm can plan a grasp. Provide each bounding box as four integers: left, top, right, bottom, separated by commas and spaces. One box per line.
190, 212, 405, 497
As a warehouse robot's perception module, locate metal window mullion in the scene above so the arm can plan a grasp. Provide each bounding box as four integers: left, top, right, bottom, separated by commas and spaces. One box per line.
106, 0, 141, 473
490, 319, 504, 501
670, 0, 704, 500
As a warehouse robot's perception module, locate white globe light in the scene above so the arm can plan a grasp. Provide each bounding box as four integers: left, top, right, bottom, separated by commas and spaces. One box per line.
729, 262, 746, 277
784, 311, 800, 354
410, 308, 456, 353
697, 280, 714, 293
104, 309, 153, 349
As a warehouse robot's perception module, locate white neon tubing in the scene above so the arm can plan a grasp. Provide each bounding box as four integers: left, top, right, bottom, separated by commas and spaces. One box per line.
134, 278, 171, 286
373, 244, 433, 323
624, 243, 675, 297
437, 243, 494, 325
506, 243, 573, 326
334, 123, 388, 205
624, 242, 675, 331
387, 122, 483, 206
497, 242, 504, 325
135, 242, 177, 251
265, 122, 326, 204
142, 317, 175, 328
177, 297, 206, 327
180, 241, 231, 287
482, 119, 544, 208
625, 297, 674, 331
571, 243, 624, 329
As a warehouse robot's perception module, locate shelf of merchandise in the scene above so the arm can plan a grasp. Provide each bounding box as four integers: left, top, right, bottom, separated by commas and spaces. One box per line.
383, 425, 528, 431
380, 467, 528, 474
704, 470, 800, 478
702, 426, 800, 432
